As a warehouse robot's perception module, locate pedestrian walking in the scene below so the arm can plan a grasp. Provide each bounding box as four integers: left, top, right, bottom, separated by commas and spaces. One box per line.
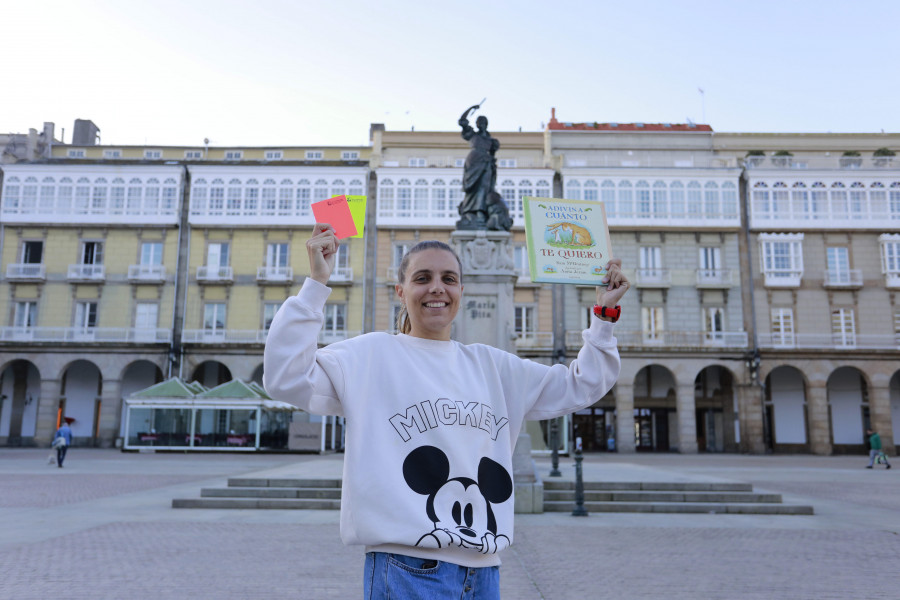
53, 420, 73, 468
865, 428, 891, 469
264, 223, 629, 599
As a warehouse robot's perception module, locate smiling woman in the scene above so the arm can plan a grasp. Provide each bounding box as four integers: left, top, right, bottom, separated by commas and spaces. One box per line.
394, 241, 463, 340
263, 223, 629, 600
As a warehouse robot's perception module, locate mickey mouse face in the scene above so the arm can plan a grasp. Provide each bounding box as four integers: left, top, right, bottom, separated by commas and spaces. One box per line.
431, 479, 490, 541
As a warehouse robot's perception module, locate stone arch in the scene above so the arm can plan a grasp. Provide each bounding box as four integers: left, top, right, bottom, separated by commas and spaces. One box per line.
765, 365, 808, 452
60, 360, 103, 445
190, 361, 232, 388
695, 365, 738, 452
632, 364, 676, 451
827, 366, 870, 452
0, 359, 41, 445
251, 363, 264, 386
119, 360, 165, 439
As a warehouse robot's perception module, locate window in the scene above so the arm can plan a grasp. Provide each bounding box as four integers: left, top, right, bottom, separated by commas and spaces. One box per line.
135, 303, 158, 330
264, 150, 283, 161
263, 302, 282, 331
703, 307, 725, 342
185, 150, 203, 159
390, 304, 403, 333
759, 234, 804, 285
831, 308, 855, 347
204, 303, 226, 335
513, 245, 529, 277
81, 241, 103, 265
335, 244, 350, 271
498, 158, 517, 168
208, 242, 229, 266
409, 158, 426, 167
636, 181, 650, 217
144, 150, 162, 159
699, 247, 720, 274
266, 243, 288, 268
141, 242, 163, 265
67, 149, 86, 158
103, 149, 122, 159
881, 235, 900, 276
14, 301, 37, 329
639, 246, 662, 281
75, 302, 98, 329
641, 306, 664, 343
305, 151, 323, 160
771, 308, 794, 346
514, 305, 535, 338
341, 151, 359, 161
895, 311, 900, 347
392, 243, 410, 267
224, 151, 243, 161
826, 247, 850, 284
22, 241, 43, 264
323, 304, 346, 335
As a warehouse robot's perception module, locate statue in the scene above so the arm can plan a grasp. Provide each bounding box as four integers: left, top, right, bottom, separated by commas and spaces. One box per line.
456, 103, 511, 231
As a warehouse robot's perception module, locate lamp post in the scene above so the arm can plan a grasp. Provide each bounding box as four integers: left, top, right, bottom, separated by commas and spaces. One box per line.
549, 417, 561, 477
571, 436, 588, 516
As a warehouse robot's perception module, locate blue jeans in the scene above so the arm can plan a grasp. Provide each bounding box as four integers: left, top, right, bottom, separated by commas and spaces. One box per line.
364, 552, 499, 600
56, 445, 68, 467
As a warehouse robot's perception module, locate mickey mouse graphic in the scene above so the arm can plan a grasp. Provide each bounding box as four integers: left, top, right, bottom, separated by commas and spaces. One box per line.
402, 445, 513, 554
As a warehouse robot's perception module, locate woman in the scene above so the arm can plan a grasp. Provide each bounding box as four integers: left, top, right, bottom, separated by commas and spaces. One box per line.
457, 104, 501, 227
263, 223, 629, 599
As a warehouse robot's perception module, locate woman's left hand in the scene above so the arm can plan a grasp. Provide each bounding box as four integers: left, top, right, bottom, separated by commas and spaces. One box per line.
596, 258, 629, 307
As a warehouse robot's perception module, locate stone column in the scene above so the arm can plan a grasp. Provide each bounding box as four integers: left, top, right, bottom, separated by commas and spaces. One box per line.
33, 378, 62, 445
869, 385, 896, 456
737, 384, 766, 454
806, 384, 832, 455
614, 383, 635, 453
676, 384, 698, 453
98, 378, 123, 448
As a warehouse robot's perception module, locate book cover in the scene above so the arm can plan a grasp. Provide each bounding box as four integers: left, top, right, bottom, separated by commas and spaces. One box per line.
523, 196, 613, 285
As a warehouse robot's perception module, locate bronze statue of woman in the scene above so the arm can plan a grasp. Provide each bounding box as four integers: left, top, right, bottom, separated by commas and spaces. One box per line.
457, 103, 501, 229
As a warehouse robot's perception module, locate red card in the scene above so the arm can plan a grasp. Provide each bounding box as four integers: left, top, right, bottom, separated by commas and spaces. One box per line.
311, 195, 357, 239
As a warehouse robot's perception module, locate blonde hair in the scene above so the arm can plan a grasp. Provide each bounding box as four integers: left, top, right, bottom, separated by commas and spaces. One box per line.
395, 240, 463, 335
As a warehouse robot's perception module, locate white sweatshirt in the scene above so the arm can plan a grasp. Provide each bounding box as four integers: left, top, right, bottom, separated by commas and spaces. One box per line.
263, 278, 621, 568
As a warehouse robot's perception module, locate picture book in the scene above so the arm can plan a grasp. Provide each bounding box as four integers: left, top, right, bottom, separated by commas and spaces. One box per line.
522, 196, 613, 285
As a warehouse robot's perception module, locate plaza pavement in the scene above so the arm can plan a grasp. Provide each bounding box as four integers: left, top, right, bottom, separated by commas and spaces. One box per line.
1, 448, 899, 599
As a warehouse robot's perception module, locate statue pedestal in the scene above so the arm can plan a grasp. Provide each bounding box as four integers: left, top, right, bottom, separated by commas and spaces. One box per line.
450, 230, 544, 514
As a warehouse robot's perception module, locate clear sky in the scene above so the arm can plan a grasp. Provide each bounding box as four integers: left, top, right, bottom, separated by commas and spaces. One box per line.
3, 0, 899, 147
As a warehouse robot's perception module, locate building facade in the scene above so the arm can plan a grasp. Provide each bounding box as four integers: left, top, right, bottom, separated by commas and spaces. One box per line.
1, 117, 897, 455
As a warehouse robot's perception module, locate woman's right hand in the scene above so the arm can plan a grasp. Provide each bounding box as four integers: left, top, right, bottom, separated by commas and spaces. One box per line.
306, 223, 339, 285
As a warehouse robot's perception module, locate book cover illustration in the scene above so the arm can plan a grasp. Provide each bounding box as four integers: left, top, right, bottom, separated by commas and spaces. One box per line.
523, 197, 612, 285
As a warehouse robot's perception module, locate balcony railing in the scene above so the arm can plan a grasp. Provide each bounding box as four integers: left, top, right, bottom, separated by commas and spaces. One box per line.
128, 264, 167, 282
5, 263, 45, 281
611, 330, 749, 349
257, 266, 293, 283
823, 269, 863, 288
634, 269, 671, 288
885, 272, 900, 289
180, 329, 360, 344
197, 266, 234, 283
762, 270, 803, 288
67, 264, 106, 281
758, 332, 898, 350
329, 266, 353, 283
515, 332, 554, 350
696, 268, 733, 288
0, 327, 171, 343
386, 266, 399, 281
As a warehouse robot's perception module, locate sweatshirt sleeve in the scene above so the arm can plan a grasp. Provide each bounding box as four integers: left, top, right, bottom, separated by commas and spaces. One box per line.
263, 278, 345, 416
508, 316, 620, 422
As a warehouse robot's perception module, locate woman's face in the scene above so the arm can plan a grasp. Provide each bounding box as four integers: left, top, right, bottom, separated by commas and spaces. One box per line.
396, 248, 463, 341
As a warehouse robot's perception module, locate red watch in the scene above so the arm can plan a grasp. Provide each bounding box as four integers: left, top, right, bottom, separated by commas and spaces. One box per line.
593, 304, 621, 323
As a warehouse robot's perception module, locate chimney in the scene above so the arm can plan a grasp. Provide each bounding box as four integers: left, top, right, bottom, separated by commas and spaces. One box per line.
72, 119, 100, 145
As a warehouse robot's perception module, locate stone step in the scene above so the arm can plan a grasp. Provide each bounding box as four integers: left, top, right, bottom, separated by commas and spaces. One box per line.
227, 477, 342, 489
542, 501, 814, 515
172, 497, 341, 510
542, 480, 752, 492
201, 487, 342, 500
543, 490, 783, 503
